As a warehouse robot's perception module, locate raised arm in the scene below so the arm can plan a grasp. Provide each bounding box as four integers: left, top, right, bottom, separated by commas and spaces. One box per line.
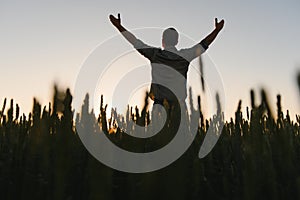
185, 18, 225, 60
109, 13, 137, 45
109, 13, 158, 61
201, 18, 225, 48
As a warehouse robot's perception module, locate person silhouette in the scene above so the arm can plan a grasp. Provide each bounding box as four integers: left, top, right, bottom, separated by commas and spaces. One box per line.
109, 13, 224, 136
109, 13, 224, 105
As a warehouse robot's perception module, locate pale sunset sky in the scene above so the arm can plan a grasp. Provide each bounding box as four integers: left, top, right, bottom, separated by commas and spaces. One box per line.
0, 0, 299, 120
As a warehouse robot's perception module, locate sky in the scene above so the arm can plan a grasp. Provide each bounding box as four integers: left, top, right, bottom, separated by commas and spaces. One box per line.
0, 0, 299, 120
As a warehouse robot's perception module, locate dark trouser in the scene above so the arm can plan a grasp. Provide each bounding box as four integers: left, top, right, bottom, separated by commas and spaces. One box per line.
149, 98, 187, 150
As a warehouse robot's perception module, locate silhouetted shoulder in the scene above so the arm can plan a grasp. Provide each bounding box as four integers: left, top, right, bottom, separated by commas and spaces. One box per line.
179, 42, 208, 62
133, 39, 160, 61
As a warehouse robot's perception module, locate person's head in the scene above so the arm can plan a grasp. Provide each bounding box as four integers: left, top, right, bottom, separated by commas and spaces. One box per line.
162, 27, 178, 48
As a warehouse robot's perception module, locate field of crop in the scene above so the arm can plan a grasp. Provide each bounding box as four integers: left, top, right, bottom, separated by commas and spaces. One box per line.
0, 74, 299, 200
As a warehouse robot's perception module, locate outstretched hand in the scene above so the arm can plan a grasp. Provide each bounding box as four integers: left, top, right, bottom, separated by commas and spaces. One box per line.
215, 18, 224, 31
109, 13, 121, 27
